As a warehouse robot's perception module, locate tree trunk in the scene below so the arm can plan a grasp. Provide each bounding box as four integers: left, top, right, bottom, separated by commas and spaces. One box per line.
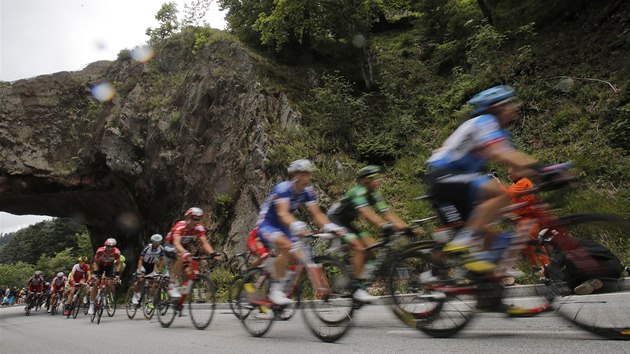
477, 0, 494, 25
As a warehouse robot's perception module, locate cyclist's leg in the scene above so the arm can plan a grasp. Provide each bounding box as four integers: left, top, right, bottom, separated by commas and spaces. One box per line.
466, 179, 510, 250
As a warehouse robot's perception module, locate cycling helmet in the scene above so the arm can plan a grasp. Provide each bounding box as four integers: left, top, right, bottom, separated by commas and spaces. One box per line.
357, 165, 382, 180
538, 228, 559, 244
45, 282, 50, 286
57, 272, 64, 278
77, 256, 87, 262
104, 238, 117, 247
185, 207, 204, 218
467, 85, 516, 114
35, 270, 43, 276
287, 159, 316, 174
150, 234, 163, 243
119, 255, 126, 263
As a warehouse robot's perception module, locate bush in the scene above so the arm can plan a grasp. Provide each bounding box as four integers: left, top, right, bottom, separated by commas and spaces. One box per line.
0, 262, 35, 288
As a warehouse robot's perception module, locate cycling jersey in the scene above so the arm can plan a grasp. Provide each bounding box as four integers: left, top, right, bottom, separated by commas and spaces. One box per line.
94, 246, 121, 266
51, 276, 67, 292
140, 244, 165, 264
70, 263, 90, 283
427, 114, 510, 172
328, 185, 390, 226
28, 276, 45, 293
257, 180, 317, 244
165, 221, 205, 248
246, 227, 269, 258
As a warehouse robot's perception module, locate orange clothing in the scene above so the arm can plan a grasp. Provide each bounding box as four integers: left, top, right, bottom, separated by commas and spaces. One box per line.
505, 178, 550, 267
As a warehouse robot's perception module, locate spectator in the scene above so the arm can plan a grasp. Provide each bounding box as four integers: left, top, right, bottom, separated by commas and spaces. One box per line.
539, 229, 625, 295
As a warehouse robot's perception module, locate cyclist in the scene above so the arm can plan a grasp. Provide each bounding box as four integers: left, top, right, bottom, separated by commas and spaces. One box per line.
425, 85, 548, 272
132, 234, 165, 304
328, 165, 413, 302
64, 256, 91, 315
245, 226, 270, 268
257, 159, 345, 305
164, 207, 218, 298
88, 238, 122, 315
48, 272, 67, 313
25, 270, 45, 308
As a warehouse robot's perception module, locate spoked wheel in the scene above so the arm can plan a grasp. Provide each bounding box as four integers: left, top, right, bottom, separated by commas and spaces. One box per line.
143, 287, 157, 320
106, 292, 116, 317
300, 256, 355, 343
125, 287, 138, 319
50, 297, 58, 316
25, 302, 32, 316
71, 295, 81, 319
544, 213, 630, 340
83, 296, 90, 316
238, 268, 275, 337
156, 286, 177, 328
188, 275, 217, 330
228, 275, 245, 319
388, 251, 451, 327
96, 294, 105, 324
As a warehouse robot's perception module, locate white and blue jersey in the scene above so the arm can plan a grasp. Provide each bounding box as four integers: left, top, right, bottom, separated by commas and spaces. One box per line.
427, 114, 510, 172
257, 180, 317, 245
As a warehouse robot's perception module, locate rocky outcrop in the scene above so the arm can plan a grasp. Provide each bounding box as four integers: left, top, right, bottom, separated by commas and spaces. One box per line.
0, 31, 301, 260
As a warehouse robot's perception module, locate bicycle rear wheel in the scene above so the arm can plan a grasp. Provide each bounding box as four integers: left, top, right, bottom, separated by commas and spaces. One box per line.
96, 294, 105, 324
545, 213, 630, 340
188, 275, 217, 330
143, 287, 157, 320
71, 296, 81, 319
156, 286, 177, 328
238, 268, 275, 337
125, 287, 138, 319
300, 256, 354, 343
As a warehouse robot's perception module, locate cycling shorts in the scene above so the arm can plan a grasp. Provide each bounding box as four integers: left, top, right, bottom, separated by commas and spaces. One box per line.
258, 222, 297, 248
246, 227, 270, 259
425, 169, 492, 223
93, 264, 115, 278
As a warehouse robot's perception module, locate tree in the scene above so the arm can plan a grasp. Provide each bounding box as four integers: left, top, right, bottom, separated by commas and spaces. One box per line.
181, 0, 213, 27
35, 248, 75, 280
146, 2, 180, 44
0, 262, 34, 288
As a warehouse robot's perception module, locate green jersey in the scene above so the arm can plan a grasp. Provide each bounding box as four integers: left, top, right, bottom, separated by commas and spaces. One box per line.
328, 185, 390, 226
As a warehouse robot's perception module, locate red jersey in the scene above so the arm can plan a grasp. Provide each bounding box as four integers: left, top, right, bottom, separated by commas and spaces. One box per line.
94, 246, 121, 266
165, 220, 205, 248
505, 178, 536, 217
71, 263, 90, 282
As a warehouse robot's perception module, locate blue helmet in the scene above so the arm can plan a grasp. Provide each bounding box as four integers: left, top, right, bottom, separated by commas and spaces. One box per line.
467, 85, 516, 114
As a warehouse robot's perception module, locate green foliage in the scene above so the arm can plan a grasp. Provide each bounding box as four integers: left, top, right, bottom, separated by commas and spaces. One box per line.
0, 262, 35, 288
214, 194, 234, 223
209, 266, 235, 302
146, 2, 180, 44
35, 248, 76, 280
76, 231, 93, 261
0, 218, 87, 265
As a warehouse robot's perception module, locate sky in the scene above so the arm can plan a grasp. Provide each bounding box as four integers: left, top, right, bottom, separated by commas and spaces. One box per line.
0, 0, 226, 234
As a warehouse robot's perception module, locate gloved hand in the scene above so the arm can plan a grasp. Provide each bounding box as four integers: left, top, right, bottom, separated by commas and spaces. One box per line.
380, 223, 395, 236
323, 223, 347, 236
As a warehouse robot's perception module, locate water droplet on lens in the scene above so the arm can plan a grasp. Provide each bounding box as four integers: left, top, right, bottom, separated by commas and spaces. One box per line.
91, 82, 116, 102
352, 34, 367, 48
131, 45, 155, 63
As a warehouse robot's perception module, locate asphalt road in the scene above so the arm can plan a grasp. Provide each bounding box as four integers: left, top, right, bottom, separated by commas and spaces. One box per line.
1, 296, 629, 354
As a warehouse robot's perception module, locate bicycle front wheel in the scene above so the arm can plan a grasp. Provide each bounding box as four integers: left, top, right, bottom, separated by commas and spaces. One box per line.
96, 294, 105, 324
545, 213, 630, 340
125, 287, 138, 319
106, 291, 116, 317
227, 275, 244, 319
238, 268, 274, 337
300, 256, 354, 343
143, 287, 157, 320
188, 275, 217, 330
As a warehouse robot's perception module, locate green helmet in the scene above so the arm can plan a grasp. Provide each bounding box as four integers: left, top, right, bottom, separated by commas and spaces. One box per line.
357, 165, 382, 180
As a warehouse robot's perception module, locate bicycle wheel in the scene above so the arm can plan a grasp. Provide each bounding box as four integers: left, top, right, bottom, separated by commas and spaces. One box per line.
83, 296, 90, 316
125, 287, 138, 319
71, 295, 81, 319
156, 285, 177, 328
188, 275, 217, 330
300, 256, 354, 343
96, 293, 105, 324
50, 297, 58, 316
228, 275, 244, 319
544, 213, 630, 340
106, 291, 116, 317
143, 287, 157, 320
388, 251, 446, 323
238, 268, 275, 337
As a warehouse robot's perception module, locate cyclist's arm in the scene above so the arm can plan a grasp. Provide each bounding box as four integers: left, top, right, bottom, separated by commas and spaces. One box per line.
137, 256, 144, 272
357, 205, 389, 229
85, 269, 91, 283
306, 203, 333, 229
483, 143, 539, 177
276, 199, 299, 229
115, 258, 122, 274
157, 256, 164, 273
382, 210, 408, 230
198, 235, 215, 255
172, 233, 187, 255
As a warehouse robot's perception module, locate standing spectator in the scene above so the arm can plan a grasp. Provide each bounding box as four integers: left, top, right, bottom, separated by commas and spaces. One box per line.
1, 286, 8, 306
9, 287, 17, 305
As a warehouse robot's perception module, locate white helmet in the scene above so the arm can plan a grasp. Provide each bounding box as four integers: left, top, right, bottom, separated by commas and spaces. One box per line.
185, 207, 204, 218
287, 159, 316, 174
150, 234, 163, 243
104, 238, 117, 247
57, 272, 64, 277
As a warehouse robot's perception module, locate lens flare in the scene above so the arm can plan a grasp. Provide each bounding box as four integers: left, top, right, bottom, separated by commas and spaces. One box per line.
130, 45, 155, 63
91, 82, 116, 102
